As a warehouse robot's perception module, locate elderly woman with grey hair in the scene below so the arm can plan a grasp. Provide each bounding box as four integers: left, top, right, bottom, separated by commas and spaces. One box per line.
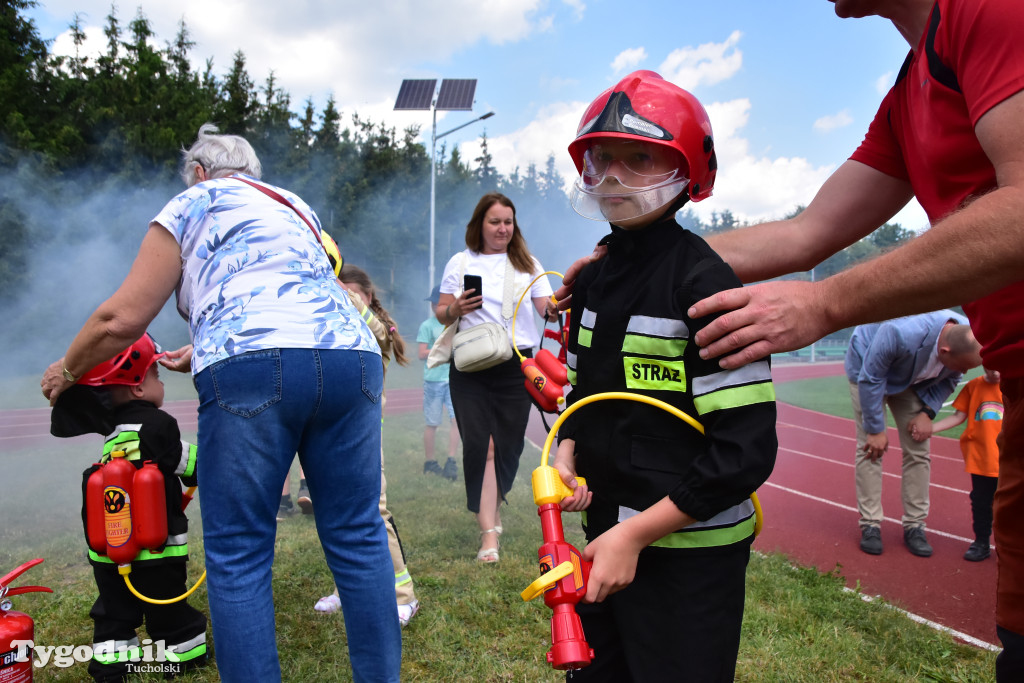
41, 124, 401, 682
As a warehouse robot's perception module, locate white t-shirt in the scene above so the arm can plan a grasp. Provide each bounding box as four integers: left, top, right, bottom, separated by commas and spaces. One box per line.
439, 250, 553, 350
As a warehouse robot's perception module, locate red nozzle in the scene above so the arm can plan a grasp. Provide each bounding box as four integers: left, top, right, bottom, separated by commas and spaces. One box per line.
1, 558, 54, 597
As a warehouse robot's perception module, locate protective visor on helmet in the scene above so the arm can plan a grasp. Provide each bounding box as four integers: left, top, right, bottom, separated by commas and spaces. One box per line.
569, 139, 689, 222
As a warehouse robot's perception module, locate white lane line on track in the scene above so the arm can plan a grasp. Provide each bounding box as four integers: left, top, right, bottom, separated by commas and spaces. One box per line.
777, 420, 963, 465
761, 481, 976, 544
843, 588, 1000, 652
777, 446, 970, 495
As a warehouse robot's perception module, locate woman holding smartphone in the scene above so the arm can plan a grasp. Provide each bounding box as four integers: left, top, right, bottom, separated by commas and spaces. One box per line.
436, 192, 558, 562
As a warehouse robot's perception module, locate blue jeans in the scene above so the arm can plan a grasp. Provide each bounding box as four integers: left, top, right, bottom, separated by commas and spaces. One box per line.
194, 348, 401, 682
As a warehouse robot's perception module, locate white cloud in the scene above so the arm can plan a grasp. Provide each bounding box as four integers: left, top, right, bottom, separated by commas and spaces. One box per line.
697, 98, 834, 223
561, 0, 586, 21
658, 30, 743, 91
875, 71, 895, 95
813, 109, 854, 133
44, 0, 550, 111
611, 47, 648, 74
459, 101, 586, 184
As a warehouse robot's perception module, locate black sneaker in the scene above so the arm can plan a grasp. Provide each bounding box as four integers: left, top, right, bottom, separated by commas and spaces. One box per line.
442, 457, 458, 482
277, 502, 295, 521
297, 487, 313, 515
423, 460, 443, 476
860, 526, 883, 555
904, 526, 933, 557
964, 541, 991, 562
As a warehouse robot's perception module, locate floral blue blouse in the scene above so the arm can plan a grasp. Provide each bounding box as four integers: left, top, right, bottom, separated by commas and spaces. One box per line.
153, 174, 380, 374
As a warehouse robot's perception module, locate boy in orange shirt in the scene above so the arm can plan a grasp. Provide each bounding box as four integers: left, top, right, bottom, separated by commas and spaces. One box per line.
928, 368, 1003, 561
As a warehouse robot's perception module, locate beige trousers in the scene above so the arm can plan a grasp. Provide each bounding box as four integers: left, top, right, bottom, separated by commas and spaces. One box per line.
850, 382, 931, 530
379, 463, 416, 605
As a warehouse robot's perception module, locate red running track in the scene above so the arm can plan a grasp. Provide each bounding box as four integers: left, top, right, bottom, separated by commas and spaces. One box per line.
6, 361, 996, 648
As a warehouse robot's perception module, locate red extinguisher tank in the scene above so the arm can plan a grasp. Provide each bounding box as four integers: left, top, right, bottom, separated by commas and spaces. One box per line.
85, 465, 107, 554
0, 559, 53, 683
132, 462, 167, 550
102, 452, 139, 565
535, 348, 568, 387
522, 359, 565, 414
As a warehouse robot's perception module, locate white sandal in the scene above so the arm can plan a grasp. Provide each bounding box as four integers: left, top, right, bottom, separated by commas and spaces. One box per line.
476, 528, 500, 563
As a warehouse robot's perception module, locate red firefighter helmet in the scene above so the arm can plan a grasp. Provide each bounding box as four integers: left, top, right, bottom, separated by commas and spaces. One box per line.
79, 333, 165, 387
567, 70, 717, 222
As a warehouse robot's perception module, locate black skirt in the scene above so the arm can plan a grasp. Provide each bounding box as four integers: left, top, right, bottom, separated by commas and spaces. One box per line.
449, 350, 532, 512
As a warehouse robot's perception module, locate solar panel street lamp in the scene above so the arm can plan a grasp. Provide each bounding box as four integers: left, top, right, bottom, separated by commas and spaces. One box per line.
394, 78, 495, 293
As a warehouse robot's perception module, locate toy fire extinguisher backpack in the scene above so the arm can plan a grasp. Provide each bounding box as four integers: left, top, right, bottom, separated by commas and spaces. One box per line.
84, 450, 169, 565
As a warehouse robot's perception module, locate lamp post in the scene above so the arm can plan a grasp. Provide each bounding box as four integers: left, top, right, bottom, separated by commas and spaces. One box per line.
394, 78, 493, 294
428, 110, 495, 289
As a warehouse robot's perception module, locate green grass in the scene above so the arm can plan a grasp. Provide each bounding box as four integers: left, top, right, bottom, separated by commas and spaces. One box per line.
0, 375, 998, 681
775, 367, 985, 440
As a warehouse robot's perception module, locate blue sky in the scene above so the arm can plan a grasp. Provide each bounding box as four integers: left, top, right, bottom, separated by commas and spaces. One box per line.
27, 0, 927, 230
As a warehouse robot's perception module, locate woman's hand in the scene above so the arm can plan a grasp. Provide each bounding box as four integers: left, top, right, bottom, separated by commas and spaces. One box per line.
534, 296, 560, 323
159, 345, 194, 373
41, 358, 74, 406
458, 287, 483, 314
553, 439, 591, 512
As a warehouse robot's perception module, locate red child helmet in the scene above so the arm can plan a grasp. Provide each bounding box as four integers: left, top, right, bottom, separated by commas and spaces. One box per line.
79, 333, 165, 387
568, 70, 717, 221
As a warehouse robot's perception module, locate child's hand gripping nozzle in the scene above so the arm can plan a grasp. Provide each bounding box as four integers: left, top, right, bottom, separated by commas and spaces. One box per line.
520, 391, 766, 671
520, 465, 594, 670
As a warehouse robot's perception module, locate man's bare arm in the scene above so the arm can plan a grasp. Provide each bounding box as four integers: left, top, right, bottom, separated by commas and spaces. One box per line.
691, 90, 1024, 368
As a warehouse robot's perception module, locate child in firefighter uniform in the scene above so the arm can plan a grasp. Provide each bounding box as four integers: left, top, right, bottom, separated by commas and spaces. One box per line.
553, 71, 778, 682
51, 333, 206, 681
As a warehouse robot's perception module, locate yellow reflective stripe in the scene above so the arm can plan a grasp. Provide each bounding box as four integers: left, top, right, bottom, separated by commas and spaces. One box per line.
650, 514, 755, 549
165, 641, 207, 663
621, 334, 687, 358
88, 544, 190, 563
578, 327, 593, 348
693, 382, 775, 415
395, 569, 412, 587
103, 431, 142, 461
623, 356, 687, 392
567, 367, 577, 386
183, 442, 197, 477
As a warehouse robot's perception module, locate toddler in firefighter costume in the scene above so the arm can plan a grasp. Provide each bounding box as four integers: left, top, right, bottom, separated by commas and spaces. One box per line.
552, 71, 777, 682
50, 333, 206, 682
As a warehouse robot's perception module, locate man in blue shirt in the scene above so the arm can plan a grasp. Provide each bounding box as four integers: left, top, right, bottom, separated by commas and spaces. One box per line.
846, 311, 982, 557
